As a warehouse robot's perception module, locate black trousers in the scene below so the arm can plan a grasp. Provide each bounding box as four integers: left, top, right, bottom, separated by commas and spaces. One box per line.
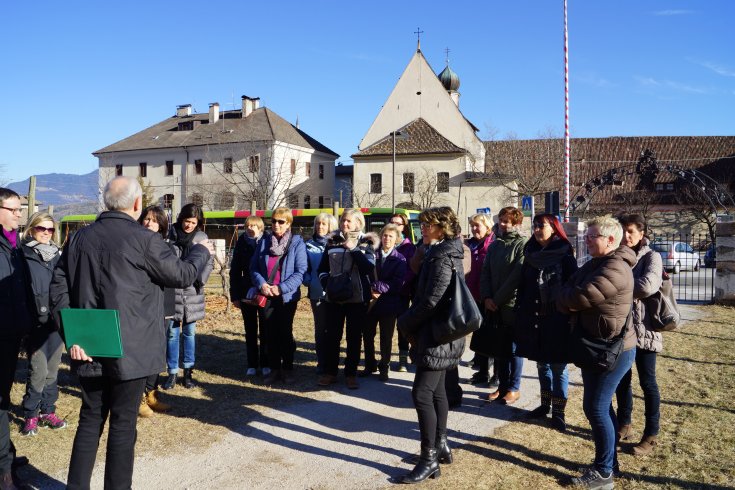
412, 368, 448, 449
325, 302, 367, 377
67, 376, 146, 490
362, 313, 397, 370
0, 335, 22, 474
262, 297, 298, 371
242, 303, 268, 370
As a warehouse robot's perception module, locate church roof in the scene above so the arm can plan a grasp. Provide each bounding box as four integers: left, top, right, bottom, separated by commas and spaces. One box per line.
352, 118, 466, 158
94, 107, 338, 157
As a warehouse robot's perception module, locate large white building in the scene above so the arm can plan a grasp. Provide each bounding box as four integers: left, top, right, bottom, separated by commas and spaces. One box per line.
94, 96, 338, 212
352, 45, 510, 225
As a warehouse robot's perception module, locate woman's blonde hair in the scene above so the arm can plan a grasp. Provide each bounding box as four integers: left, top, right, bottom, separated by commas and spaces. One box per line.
380, 223, 401, 240
468, 213, 493, 232
271, 207, 293, 225
245, 215, 264, 231
340, 208, 365, 232
587, 215, 623, 248
24, 212, 55, 240
313, 213, 338, 235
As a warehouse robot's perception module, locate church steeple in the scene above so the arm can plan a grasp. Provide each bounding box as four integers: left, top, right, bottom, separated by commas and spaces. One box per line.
437, 48, 460, 106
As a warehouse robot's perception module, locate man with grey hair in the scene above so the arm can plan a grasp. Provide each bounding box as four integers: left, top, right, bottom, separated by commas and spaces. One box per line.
51, 176, 212, 490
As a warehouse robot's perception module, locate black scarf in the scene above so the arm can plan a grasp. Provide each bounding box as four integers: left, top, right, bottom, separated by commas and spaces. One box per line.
173, 223, 197, 258
524, 237, 573, 269
312, 234, 328, 248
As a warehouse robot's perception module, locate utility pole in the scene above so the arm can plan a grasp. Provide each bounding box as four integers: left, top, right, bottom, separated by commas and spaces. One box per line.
27, 176, 37, 224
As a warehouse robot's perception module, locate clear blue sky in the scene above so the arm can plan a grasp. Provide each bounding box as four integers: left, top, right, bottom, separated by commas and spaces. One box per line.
2, 0, 733, 183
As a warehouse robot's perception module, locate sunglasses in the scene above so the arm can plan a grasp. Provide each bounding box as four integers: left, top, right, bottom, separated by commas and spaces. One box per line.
34, 226, 55, 233
272, 219, 288, 225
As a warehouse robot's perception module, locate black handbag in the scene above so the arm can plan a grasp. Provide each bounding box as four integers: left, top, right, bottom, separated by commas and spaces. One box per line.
570, 309, 632, 373
327, 251, 354, 303
431, 261, 482, 344
470, 312, 513, 358
643, 272, 681, 332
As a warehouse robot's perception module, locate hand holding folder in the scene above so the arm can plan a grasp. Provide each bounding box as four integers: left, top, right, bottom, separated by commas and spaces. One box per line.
60, 308, 124, 359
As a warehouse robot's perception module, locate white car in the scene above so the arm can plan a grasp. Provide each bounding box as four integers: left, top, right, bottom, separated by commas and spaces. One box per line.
651, 241, 700, 274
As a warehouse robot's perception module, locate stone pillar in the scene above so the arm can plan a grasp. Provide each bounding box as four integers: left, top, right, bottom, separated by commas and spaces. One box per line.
715, 214, 735, 304
562, 220, 588, 267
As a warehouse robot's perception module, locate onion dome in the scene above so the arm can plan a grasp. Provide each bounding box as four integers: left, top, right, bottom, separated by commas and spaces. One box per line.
438, 65, 460, 92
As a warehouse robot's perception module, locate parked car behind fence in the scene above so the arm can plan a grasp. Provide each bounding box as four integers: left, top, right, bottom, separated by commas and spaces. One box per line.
651, 240, 700, 274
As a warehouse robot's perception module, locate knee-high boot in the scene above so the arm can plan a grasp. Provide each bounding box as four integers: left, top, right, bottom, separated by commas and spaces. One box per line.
435, 430, 453, 464
551, 396, 567, 432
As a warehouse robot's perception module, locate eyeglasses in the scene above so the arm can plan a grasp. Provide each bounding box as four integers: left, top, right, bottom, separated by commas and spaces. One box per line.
532, 223, 550, 229
584, 234, 606, 240
0, 206, 22, 215
33, 226, 55, 234
272, 219, 287, 225
419, 222, 434, 229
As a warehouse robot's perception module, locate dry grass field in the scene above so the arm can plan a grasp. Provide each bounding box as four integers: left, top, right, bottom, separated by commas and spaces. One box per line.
9, 296, 735, 488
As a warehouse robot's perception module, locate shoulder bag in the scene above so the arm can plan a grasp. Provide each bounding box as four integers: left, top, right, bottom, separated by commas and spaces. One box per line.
569, 308, 632, 373
643, 272, 681, 332
431, 259, 482, 344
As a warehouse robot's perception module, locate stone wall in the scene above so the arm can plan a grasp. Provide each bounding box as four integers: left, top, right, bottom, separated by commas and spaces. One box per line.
715, 215, 735, 304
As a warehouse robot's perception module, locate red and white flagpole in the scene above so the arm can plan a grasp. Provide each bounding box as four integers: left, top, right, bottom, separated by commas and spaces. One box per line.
563, 0, 571, 222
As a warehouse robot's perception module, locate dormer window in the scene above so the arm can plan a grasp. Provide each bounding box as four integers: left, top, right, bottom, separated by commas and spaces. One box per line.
178, 121, 194, 131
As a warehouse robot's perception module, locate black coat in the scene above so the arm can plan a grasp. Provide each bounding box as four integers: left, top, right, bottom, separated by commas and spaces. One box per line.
397, 238, 465, 371
0, 231, 33, 340
514, 238, 578, 363
21, 242, 61, 333
229, 232, 259, 301
50, 211, 210, 380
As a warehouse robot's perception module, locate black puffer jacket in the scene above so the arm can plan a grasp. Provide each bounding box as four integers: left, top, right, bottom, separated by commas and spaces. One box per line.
229, 232, 260, 301
21, 241, 61, 327
397, 238, 465, 370
514, 238, 577, 363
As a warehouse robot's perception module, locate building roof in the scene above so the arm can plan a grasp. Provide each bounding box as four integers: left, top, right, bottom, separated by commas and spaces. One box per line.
352, 118, 466, 158
94, 107, 338, 157
484, 135, 735, 207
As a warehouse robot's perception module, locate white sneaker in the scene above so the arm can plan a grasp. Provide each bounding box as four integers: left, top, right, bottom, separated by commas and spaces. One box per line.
262, 367, 272, 376
245, 368, 257, 376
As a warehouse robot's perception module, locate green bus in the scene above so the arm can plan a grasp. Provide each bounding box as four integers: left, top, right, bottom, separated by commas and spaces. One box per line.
59, 207, 421, 249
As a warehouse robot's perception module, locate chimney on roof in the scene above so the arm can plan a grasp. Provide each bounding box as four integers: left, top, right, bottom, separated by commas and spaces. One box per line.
208, 102, 220, 124
176, 104, 192, 117
241, 95, 260, 118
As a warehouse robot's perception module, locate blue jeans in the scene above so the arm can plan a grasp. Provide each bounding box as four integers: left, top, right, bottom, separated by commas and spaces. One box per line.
497, 355, 524, 392
167, 320, 196, 373
615, 348, 660, 436
537, 362, 569, 399
582, 347, 636, 476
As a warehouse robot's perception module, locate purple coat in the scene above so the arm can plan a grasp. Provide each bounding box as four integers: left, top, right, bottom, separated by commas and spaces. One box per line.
370, 248, 407, 317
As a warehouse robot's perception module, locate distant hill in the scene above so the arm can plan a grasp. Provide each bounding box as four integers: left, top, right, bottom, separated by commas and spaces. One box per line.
8, 170, 99, 217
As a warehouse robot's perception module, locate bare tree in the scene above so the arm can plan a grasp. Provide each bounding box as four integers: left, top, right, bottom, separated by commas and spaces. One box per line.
404, 167, 446, 209
137, 176, 156, 208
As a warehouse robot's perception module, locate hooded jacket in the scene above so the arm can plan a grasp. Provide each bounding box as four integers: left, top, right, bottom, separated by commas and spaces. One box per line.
317, 231, 377, 304
630, 238, 664, 352
479, 230, 527, 326
397, 238, 466, 371
557, 245, 637, 351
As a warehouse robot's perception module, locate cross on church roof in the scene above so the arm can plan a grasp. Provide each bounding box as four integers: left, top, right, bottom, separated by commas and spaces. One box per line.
414, 27, 424, 50
445, 47, 450, 65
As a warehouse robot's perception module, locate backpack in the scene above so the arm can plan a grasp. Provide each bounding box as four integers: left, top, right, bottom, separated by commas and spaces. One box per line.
644, 270, 681, 332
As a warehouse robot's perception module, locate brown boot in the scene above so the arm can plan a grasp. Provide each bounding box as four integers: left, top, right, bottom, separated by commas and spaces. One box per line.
632, 435, 658, 456
138, 394, 154, 418
617, 423, 633, 441
500, 391, 520, 405
146, 390, 171, 412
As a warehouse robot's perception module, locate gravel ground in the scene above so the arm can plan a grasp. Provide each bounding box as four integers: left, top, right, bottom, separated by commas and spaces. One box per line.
23, 347, 579, 489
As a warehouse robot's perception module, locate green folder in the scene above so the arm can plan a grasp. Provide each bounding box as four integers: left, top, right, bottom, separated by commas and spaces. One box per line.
60, 308, 124, 358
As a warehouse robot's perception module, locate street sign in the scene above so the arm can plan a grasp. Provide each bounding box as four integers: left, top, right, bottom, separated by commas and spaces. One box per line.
475, 207, 491, 215
521, 196, 534, 217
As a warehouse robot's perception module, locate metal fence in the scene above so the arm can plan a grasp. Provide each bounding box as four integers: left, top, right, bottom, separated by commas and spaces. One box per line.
571, 232, 716, 304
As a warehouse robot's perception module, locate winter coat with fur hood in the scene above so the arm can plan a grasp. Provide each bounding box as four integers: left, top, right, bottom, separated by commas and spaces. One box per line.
557, 245, 637, 351
317, 231, 377, 304
630, 238, 664, 353
397, 238, 466, 371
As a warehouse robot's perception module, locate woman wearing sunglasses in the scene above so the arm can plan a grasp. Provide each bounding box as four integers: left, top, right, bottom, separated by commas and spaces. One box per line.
19, 212, 67, 436
250, 207, 307, 384
514, 214, 577, 431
